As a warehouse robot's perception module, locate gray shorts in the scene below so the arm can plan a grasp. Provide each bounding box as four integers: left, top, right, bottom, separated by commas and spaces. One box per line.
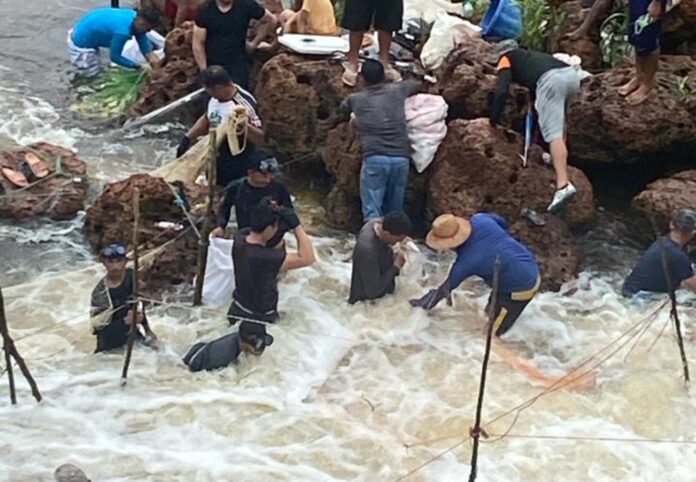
535, 67, 581, 142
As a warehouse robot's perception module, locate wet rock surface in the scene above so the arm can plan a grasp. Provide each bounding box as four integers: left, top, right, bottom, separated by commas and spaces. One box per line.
632, 169, 696, 231
0, 143, 88, 221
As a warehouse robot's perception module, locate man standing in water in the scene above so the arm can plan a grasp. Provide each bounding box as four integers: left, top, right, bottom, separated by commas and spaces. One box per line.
349, 210, 412, 304
192, 0, 277, 88
622, 209, 696, 296
90, 243, 157, 353
340, 60, 420, 221
489, 41, 584, 213
69, 6, 161, 78
228, 200, 316, 324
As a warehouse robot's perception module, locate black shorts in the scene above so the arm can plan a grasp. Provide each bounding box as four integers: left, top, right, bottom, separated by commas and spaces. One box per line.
485, 279, 539, 336
341, 0, 403, 33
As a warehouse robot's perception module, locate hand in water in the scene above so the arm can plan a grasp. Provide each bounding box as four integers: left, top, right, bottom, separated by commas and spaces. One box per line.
409, 284, 450, 310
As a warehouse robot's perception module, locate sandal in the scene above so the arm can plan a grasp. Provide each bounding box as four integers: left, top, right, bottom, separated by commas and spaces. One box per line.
384, 64, 402, 82
1, 167, 30, 188
24, 152, 49, 179
342, 64, 358, 87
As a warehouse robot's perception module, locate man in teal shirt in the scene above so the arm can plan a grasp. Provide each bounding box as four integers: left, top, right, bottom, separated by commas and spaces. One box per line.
68, 6, 160, 77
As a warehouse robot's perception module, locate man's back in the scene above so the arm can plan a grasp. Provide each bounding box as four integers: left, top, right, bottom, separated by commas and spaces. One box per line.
72, 7, 135, 49
503, 49, 568, 91
623, 237, 694, 296
349, 218, 398, 304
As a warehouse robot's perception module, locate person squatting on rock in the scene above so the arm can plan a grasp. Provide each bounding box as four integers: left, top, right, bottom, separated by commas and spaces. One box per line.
349, 210, 412, 304
622, 209, 696, 297
339, 60, 421, 222
68, 6, 161, 78
340, 0, 403, 86
228, 200, 316, 324
177, 66, 264, 188
89, 242, 157, 353
212, 149, 293, 247
182, 320, 274, 371
489, 40, 584, 213
279, 0, 337, 35
192, 0, 276, 89
411, 212, 541, 337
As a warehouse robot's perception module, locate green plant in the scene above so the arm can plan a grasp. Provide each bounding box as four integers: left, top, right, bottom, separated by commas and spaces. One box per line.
599, 12, 632, 67
72, 67, 148, 117
673, 76, 693, 101
333, 0, 345, 26
518, 0, 566, 52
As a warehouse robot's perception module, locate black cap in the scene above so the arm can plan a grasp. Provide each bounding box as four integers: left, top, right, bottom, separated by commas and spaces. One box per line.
672, 208, 696, 231
239, 321, 274, 349
246, 149, 279, 174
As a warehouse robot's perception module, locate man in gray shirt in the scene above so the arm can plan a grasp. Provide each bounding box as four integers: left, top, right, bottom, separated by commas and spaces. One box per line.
339, 59, 420, 221
349, 211, 412, 304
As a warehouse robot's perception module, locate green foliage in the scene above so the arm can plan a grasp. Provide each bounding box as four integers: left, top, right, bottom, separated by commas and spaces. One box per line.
333, 0, 345, 26
600, 12, 632, 67
673, 76, 694, 101
518, 0, 566, 52
72, 67, 148, 117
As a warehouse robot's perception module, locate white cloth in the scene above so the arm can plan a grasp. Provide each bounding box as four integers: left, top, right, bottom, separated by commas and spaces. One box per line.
420, 11, 481, 70
122, 30, 166, 66
405, 94, 449, 173
201, 237, 235, 306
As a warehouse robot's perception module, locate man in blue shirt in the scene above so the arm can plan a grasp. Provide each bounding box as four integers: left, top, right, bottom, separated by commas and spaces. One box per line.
68, 7, 160, 77
623, 209, 696, 297
411, 212, 540, 337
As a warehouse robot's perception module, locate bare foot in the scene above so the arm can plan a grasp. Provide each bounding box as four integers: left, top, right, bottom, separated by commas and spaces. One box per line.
618, 77, 641, 97
626, 84, 653, 105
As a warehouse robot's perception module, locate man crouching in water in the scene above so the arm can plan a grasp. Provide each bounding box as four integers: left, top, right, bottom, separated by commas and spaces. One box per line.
90, 242, 157, 353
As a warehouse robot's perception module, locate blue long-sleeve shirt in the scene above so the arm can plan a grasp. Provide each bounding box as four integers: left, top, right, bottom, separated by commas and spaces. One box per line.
71, 7, 151, 69
446, 213, 539, 293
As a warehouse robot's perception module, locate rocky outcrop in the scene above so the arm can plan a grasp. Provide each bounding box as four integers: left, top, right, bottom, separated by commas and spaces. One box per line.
0, 143, 87, 221
255, 53, 352, 159
663, 0, 696, 49
129, 23, 199, 117
548, 1, 602, 71
567, 56, 696, 164
632, 169, 696, 231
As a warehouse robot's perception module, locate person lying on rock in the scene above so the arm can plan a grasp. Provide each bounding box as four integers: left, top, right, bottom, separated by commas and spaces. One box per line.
349, 210, 412, 304
141, 0, 206, 28
489, 40, 583, 214
212, 149, 294, 248
192, 0, 277, 89
177, 66, 264, 188
228, 200, 316, 325
279, 0, 337, 35
182, 320, 274, 372
68, 6, 161, 78
90, 242, 157, 353
622, 209, 696, 297
339, 60, 421, 222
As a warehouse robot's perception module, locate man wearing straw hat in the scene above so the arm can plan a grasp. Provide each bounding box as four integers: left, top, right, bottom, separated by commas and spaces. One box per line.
410, 212, 540, 338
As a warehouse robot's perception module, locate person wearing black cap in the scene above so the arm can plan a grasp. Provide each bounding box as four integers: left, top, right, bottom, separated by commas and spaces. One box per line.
623, 209, 696, 297
182, 321, 274, 372
89, 242, 157, 353
228, 200, 315, 324
339, 59, 420, 222
211, 149, 293, 247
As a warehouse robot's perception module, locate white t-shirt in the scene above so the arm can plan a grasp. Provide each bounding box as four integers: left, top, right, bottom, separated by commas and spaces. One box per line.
206, 86, 262, 129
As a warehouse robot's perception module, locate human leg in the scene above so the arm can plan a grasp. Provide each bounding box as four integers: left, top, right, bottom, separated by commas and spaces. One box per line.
374, 0, 403, 81
360, 155, 389, 220
568, 0, 614, 39
341, 0, 375, 86
626, 48, 659, 105
383, 156, 410, 214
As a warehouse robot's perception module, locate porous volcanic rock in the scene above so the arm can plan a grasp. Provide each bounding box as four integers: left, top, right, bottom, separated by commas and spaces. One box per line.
632, 169, 696, 231
548, 1, 602, 71
129, 23, 199, 117
567, 56, 696, 164
255, 53, 352, 159
0, 143, 87, 220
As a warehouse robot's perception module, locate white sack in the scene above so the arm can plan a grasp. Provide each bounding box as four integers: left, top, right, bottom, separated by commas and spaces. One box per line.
201, 236, 235, 306
405, 94, 449, 173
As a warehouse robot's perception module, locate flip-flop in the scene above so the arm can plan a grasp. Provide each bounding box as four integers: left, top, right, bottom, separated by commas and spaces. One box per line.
342, 65, 358, 87
24, 152, 49, 179
1, 167, 30, 188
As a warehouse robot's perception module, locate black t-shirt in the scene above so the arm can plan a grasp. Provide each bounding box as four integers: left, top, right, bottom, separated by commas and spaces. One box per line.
91, 268, 135, 353
195, 0, 265, 68
232, 228, 287, 315
218, 180, 293, 229
622, 236, 694, 296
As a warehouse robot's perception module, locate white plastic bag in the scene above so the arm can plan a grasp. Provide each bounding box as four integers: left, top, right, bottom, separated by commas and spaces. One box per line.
201, 237, 235, 306
122, 30, 166, 66
420, 11, 481, 70
395, 240, 427, 279
405, 94, 449, 173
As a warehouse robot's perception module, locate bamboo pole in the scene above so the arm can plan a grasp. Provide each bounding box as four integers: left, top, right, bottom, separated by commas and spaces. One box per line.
468, 256, 501, 482
2, 290, 16, 404
193, 129, 217, 306
121, 188, 140, 385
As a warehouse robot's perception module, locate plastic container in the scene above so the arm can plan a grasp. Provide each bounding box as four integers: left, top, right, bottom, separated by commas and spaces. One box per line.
480, 0, 523, 40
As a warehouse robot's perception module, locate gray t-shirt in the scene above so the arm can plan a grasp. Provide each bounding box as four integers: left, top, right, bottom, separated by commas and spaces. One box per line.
183, 333, 242, 372
340, 80, 420, 158
348, 218, 400, 304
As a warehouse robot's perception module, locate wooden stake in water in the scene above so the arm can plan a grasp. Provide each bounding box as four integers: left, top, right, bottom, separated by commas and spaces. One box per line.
193, 129, 217, 306
469, 256, 501, 482
121, 188, 140, 385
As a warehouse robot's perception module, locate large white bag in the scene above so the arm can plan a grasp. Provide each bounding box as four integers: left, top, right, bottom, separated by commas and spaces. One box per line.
405, 94, 449, 173
420, 11, 481, 71
201, 237, 235, 306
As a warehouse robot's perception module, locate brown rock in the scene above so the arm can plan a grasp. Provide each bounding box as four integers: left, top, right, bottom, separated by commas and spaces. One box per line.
255, 53, 352, 159
548, 1, 602, 71
0, 143, 87, 221
567, 56, 696, 164
632, 169, 696, 232
325, 186, 362, 231
663, 0, 696, 49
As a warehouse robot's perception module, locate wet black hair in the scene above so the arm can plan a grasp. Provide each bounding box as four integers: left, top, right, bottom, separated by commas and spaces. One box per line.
200, 66, 232, 88
137, 6, 160, 26
249, 200, 279, 233
361, 59, 385, 85
382, 211, 412, 236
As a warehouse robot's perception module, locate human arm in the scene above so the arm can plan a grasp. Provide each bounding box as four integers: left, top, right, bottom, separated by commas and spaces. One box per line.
648, 0, 665, 18
248, 8, 278, 52
489, 56, 512, 126
109, 34, 141, 69
215, 187, 236, 233
174, 0, 190, 27
192, 25, 208, 70
134, 32, 157, 67
280, 225, 316, 271
295, 9, 309, 33
682, 275, 696, 293
185, 113, 210, 141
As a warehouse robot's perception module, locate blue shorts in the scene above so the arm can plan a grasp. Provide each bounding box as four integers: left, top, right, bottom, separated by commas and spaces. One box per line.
628, 0, 661, 55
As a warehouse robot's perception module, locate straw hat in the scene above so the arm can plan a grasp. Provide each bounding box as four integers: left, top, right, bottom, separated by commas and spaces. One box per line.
426, 214, 472, 250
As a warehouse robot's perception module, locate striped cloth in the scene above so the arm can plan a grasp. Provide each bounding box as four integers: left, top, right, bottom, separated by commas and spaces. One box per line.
67, 29, 101, 78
